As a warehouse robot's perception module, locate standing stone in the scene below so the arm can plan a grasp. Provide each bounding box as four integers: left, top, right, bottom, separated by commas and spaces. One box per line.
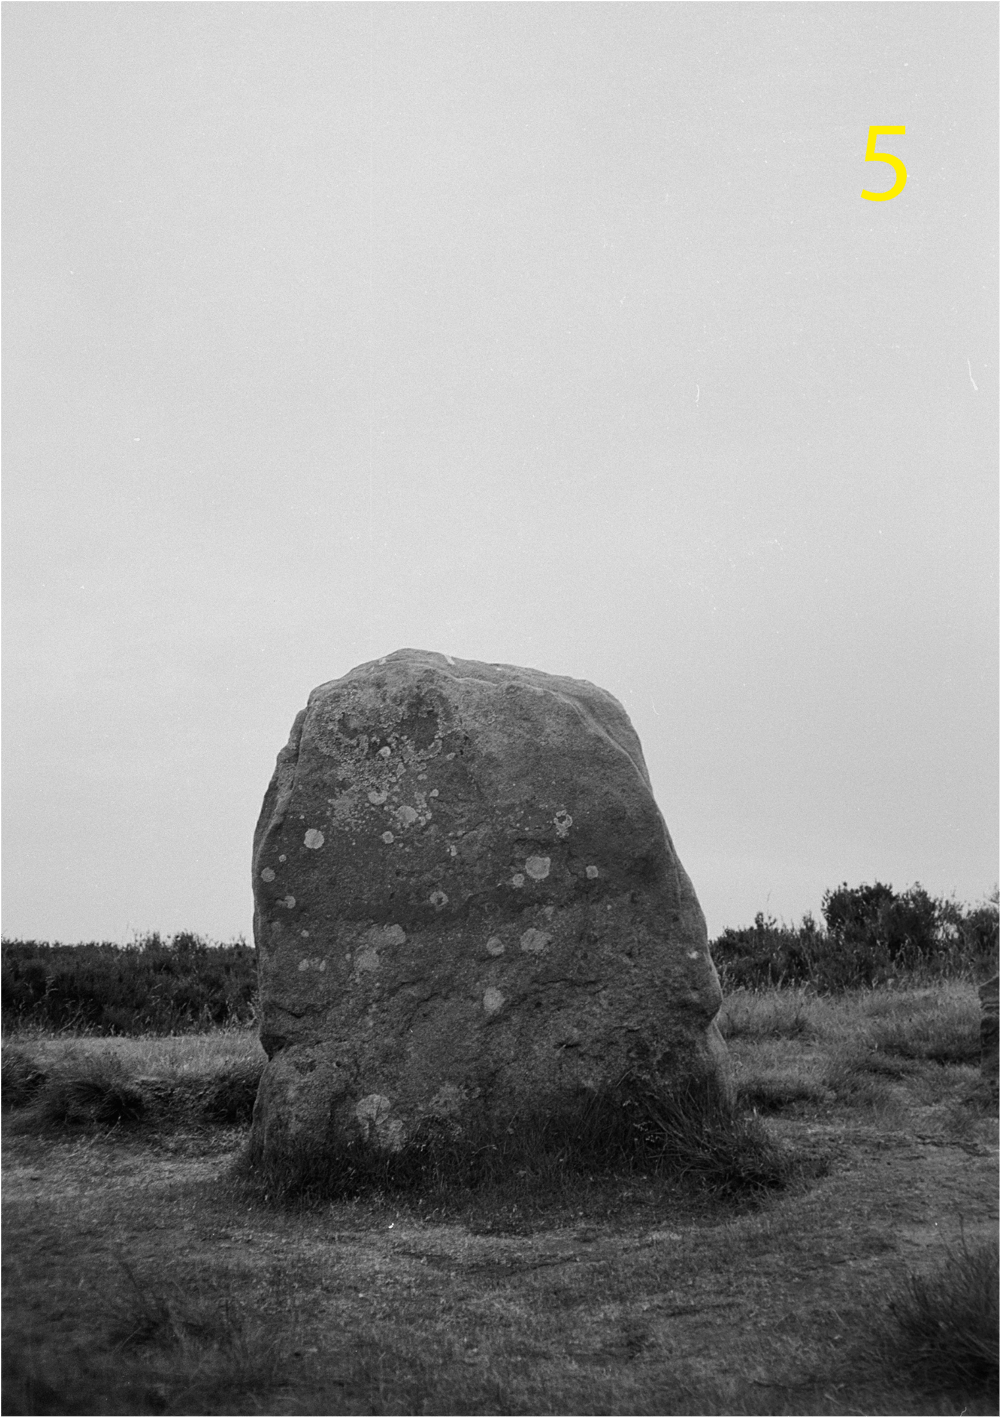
249, 649, 729, 1166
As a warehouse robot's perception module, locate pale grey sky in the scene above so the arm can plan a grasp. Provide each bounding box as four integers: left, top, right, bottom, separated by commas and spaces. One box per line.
3, 2, 997, 944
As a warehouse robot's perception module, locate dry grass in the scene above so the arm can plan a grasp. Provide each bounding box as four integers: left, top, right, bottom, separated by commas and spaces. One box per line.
719, 981, 983, 1117
2, 1023, 264, 1078
719, 980, 980, 1048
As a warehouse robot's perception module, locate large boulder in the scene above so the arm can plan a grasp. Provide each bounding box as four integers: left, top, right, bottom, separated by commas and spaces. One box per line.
249, 649, 729, 1166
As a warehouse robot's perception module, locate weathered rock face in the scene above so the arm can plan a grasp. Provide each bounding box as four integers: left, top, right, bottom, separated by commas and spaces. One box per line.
249, 649, 729, 1164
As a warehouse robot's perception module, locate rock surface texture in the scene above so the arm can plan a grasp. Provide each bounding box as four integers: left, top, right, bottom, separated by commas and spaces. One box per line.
249, 650, 729, 1162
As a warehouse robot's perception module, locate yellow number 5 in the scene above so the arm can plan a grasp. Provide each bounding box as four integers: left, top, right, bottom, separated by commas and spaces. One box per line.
861, 125, 907, 201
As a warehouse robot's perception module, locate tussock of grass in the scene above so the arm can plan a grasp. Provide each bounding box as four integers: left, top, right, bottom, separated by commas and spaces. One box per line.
873, 1239, 999, 1399
241, 1074, 798, 1209
620, 1076, 798, 1199
14, 1053, 146, 1130
3, 1034, 266, 1134
1, 1043, 47, 1108
197, 1059, 264, 1124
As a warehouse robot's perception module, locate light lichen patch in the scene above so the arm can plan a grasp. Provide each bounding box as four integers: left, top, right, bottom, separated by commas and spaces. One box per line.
304, 829, 325, 849
429, 890, 449, 909
485, 936, 505, 955
355, 1093, 405, 1151
553, 810, 573, 838
510, 873, 525, 888
362, 924, 406, 950
428, 1083, 464, 1116
260, 868, 276, 882
483, 987, 505, 1015
586, 865, 600, 878
520, 928, 552, 953
525, 855, 551, 881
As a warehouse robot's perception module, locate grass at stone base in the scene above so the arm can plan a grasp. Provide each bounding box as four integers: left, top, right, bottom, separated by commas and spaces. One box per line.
3, 979, 997, 1417
240, 1069, 802, 1221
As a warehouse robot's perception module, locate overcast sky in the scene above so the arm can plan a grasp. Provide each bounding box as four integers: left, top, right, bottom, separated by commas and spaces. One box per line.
3, 1, 997, 945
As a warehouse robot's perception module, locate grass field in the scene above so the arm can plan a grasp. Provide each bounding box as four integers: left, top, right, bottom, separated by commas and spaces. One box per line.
2, 982, 997, 1416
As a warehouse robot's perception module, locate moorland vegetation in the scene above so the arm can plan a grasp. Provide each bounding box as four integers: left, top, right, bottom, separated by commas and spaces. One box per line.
3, 880, 994, 1037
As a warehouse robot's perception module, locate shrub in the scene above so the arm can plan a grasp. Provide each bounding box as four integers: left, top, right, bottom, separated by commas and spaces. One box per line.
711, 885, 998, 993
1, 933, 258, 1035
709, 912, 820, 990
821, 881, 941, 976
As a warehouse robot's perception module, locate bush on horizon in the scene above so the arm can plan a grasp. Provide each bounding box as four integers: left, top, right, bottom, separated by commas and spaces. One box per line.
1, 932, 257, 1036
710, 883, 998, 992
